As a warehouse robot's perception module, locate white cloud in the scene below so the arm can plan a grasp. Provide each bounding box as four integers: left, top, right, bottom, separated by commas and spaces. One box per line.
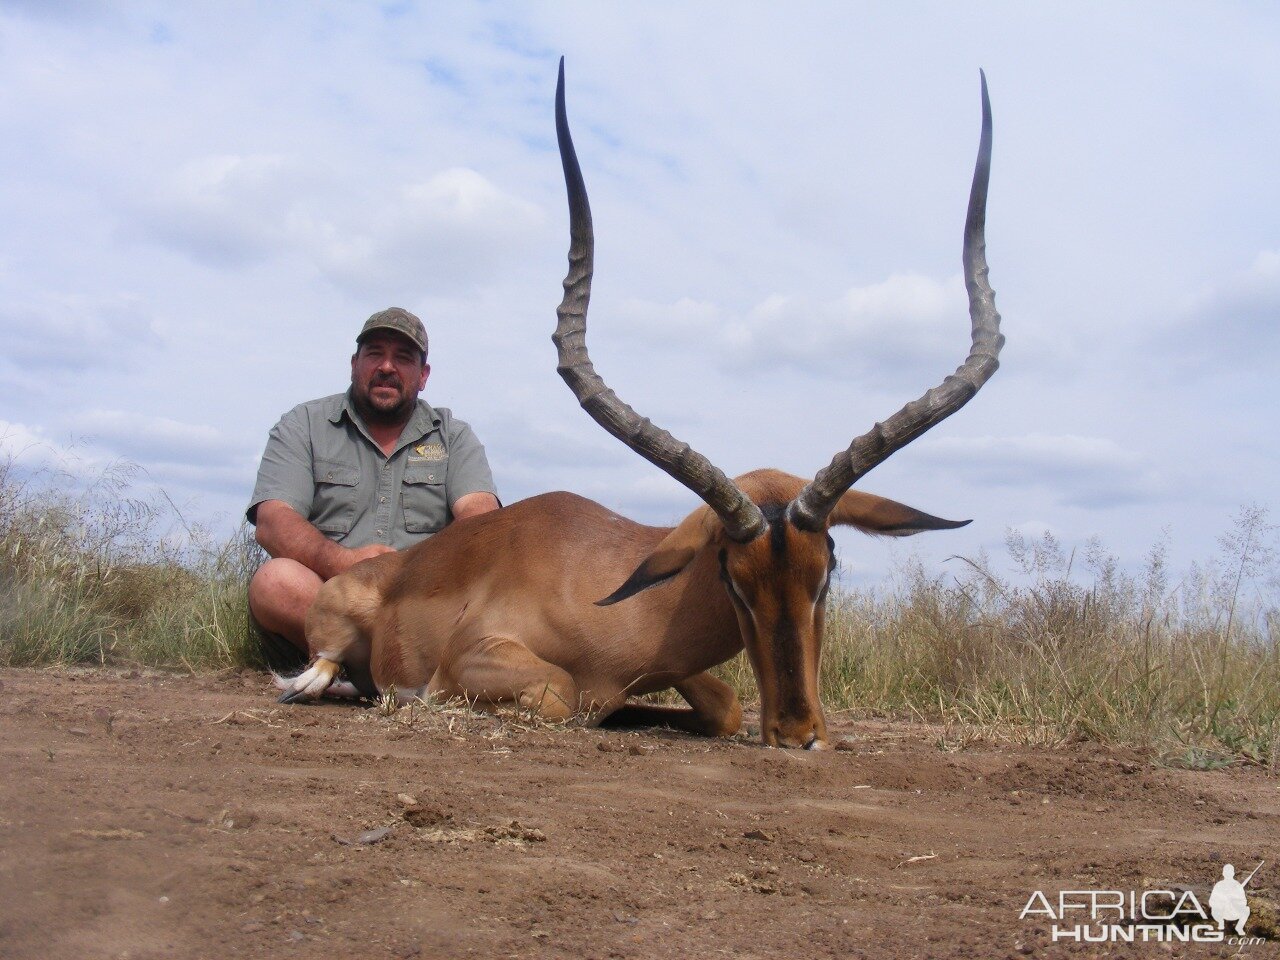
305, 168, 546, 296
612, 273, 967, 384
921, 434, 1159, 509
0, 419, 113, 481
0, 417, 253, 534
132, 157, 545, 296
731, 273, 964, 378
136, 460, 258, 503
1164, 249, 1280, 371
0, 0, 105, 22
132, 154, 297, 268
613, 296, 723, 341
483, 413, 623, 472
0, 420, 60, 462
0, 296, 160, 371
595, 472, 700, 520
74, 409, 248, 465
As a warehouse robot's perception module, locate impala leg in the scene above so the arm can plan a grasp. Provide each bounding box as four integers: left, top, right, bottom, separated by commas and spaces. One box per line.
442, 636, 580, 722
278, 576, 376, 703
675, 672, 743, 737
600, 671, 743, 738
278, 657, 342, 704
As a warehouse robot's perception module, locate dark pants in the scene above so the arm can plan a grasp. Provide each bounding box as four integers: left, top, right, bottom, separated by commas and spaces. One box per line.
249, 608, 309, 674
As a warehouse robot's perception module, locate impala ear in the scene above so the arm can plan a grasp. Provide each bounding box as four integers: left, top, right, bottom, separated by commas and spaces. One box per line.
596, 506, 719, 605
828, 490, 970, 537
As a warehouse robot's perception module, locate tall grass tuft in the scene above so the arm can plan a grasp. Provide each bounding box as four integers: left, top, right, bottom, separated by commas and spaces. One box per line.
0, 455, 263, 670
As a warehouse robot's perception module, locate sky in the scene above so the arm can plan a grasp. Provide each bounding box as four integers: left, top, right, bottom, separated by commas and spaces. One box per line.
1, 1, 1277, 589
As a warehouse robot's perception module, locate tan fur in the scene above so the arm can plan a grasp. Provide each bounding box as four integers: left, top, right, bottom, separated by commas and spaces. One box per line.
286, 469, 958, 747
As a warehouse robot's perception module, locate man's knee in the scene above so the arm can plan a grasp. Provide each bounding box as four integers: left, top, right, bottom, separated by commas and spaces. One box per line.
249, 558, 323, 620
249, 555, 320, 601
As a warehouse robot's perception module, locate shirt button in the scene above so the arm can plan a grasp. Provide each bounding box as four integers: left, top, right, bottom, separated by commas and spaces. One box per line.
379, 496, 387, 503
377, 529, 384, 536
427, 474, 435, 481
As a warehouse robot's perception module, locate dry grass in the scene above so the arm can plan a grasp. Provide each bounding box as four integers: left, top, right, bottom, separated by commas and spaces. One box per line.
0, 456, 262, 671
2, 454, 1276, 765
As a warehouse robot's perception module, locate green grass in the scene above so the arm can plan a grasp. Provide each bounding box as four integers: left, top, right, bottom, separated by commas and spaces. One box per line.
2, 455, 1276, 766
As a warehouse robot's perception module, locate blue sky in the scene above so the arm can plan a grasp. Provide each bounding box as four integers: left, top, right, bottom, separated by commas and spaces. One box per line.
1, 2, 1276, 586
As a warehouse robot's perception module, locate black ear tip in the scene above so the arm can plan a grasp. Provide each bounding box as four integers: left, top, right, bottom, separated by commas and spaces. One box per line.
910, 514, 971, 533
595, 578, 641, 606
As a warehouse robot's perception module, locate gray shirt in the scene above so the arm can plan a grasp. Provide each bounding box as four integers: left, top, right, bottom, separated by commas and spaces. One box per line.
247, 390, 498, 550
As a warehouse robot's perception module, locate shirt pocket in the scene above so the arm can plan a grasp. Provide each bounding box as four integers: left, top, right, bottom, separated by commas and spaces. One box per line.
311, 457, 361, 538
402, 460, 448, 535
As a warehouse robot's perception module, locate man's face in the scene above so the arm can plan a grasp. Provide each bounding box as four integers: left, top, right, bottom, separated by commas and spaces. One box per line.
350, 331, 430, 425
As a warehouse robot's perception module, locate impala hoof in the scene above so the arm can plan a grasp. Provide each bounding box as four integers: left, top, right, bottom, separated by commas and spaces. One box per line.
276, 659, 341, 704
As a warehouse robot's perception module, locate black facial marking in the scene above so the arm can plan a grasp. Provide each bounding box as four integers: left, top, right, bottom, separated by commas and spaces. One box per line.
824, 532, 836, 592
761, 504, 788, 558
717, 548, 747, 610
769, 516, 787, 557
771, 600, 810, 719
726, 508, 833, 720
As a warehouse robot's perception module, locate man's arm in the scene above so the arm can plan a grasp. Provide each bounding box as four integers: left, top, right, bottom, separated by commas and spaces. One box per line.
444, 417, 501, 524
255, 499, 395, 580
452, 491, 500, 521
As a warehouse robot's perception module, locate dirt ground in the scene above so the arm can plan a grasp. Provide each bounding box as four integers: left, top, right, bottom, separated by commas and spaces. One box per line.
1, 667, 1278, 960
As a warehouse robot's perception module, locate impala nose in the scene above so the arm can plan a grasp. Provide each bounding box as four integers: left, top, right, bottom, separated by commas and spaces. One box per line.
769, 721, 827, 750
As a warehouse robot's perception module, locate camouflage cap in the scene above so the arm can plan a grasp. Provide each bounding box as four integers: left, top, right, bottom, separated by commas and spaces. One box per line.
357, 307, 428, 358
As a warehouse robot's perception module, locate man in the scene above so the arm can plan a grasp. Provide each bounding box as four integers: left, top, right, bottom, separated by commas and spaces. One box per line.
1209, 863, 1252, 936
246, 307, 500, 669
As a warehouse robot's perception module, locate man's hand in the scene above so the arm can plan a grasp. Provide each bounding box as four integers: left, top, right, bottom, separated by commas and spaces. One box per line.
346, 543, 397, 566
254, 500, 396, 580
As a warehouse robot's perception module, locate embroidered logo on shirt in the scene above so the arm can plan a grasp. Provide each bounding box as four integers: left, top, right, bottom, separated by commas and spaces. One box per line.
412, 442, 447, 461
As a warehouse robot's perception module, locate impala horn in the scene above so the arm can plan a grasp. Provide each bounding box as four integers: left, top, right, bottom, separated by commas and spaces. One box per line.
789, 71, 1004, 531
554, 58, 767, 543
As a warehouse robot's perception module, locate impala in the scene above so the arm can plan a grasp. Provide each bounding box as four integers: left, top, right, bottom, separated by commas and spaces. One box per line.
278, 61, 1004, 749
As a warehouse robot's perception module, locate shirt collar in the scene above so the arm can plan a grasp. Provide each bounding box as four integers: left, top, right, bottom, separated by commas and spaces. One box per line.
331, 389, 441, 444
403, 397, 441, 440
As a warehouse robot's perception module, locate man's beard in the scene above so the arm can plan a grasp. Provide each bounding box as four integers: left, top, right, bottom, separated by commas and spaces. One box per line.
353, 375, 416, 425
